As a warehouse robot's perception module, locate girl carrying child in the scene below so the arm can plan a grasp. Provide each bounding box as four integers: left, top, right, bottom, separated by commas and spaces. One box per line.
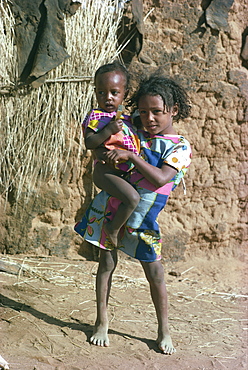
75, 72, 192, 354
83, 61, 140, 247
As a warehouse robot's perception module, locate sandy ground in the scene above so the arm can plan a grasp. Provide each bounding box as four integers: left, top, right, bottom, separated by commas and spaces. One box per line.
0, 251, 247, 370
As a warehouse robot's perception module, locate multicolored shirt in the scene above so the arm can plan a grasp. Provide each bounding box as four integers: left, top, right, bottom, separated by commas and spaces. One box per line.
82, 109, 140, 172
128, 130, 192, 194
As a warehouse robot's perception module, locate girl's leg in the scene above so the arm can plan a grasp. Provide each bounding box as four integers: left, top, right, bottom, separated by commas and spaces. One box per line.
93, 163, 140, 246
140, 260, 176, 355
90, 248, 118, 347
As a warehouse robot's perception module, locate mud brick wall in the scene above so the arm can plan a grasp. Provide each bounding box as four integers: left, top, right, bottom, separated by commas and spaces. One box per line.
133, 0, 248, 260
1, 0, 247, 260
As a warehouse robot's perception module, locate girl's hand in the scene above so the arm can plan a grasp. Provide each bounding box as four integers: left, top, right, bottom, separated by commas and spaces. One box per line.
105, 148, 177, 188
104, 149, 131, 165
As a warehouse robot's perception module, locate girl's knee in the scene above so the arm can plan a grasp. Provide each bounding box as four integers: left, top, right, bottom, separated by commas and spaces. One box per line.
150, 275, 165, 286
142, 261, 165, 285
99, 250, 117, 272
148, 269, 165, 285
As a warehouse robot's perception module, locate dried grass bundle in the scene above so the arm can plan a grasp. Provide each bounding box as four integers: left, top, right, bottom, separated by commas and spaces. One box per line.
0, 1, 16, 89
0, 0, 124, 204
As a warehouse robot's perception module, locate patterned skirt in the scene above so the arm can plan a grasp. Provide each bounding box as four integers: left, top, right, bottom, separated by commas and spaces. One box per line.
74, 182, 172, 262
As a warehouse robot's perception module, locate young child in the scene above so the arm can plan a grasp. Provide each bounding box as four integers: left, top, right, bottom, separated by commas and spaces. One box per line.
83, 61, 140, 247
75, 73, 192, 354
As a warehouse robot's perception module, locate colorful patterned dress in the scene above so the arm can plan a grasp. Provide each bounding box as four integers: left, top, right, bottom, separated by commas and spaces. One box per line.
83, 109, 140, 172
75, 130, 192, 262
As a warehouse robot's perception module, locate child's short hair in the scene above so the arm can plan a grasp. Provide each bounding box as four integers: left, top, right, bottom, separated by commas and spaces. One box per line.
94, 60, 130, 90
130, 73, 191, 121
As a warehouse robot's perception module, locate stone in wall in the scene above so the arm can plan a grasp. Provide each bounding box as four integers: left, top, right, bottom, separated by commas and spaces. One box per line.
205, 0, 234, 32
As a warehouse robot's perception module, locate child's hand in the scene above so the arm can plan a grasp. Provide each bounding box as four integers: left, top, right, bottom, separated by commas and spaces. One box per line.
107, 118, 123, 135
94, 147, 109, 164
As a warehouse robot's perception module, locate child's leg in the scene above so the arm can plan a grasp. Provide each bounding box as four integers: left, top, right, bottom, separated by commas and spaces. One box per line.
90, 248, 118, 347
93, 162, 140, 246
140, 260, 176, 355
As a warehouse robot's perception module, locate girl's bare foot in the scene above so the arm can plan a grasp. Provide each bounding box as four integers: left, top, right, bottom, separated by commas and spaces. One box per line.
90, 323, 109, 347
104, 222, 118, 247
156, 333, 176, 355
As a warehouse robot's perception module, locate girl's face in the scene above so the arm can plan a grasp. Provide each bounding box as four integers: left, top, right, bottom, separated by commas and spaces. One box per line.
138, 94, 178, 135
95, 71, 126, 112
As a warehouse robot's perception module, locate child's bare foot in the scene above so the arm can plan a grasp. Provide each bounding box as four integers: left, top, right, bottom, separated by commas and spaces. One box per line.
156, 333, 176, 355
90, 323, 109, 347
104, 222, 118, 247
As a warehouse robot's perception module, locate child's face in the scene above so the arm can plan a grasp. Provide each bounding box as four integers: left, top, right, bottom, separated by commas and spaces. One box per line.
95, 71, 126, 112
138, 94, 178, 135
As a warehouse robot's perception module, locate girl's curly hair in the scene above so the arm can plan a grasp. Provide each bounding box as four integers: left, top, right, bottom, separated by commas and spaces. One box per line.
129, 72, 191, 122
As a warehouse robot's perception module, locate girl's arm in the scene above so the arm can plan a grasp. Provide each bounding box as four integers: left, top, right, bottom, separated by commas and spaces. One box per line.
84, 119, 123, 150
103, 149, 177, 188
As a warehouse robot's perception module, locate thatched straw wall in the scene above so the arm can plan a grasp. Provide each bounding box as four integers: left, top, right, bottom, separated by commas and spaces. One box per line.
0, 0, 123, 202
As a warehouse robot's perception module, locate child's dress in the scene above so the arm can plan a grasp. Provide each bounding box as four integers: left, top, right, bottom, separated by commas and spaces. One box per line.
75, 129, 192, 262
83, 108, 140, 172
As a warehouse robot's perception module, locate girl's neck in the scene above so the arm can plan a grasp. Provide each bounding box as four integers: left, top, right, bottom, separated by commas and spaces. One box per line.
162, 127, 177, 135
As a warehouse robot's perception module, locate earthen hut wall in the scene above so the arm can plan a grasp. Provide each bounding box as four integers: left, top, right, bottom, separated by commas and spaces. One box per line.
1, 0, 247, 260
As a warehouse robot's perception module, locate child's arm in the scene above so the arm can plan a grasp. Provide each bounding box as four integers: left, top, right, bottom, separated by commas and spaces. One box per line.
103, 149, 177, 188
84, 119, 123, 150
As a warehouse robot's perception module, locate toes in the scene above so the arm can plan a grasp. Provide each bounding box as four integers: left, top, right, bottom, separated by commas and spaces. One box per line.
89, 336, 95, 345
90, 336, 100, 346
161, 346, 176, 355
90, 336, 109, 347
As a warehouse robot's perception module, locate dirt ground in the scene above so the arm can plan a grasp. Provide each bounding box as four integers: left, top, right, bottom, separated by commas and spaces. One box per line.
0, 251, 247, 370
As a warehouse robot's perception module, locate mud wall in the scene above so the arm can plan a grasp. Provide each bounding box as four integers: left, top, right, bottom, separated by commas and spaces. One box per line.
1, 0, 247, 260
128, 0, 248, 260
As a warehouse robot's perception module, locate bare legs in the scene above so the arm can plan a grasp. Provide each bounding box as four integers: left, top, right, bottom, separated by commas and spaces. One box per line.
140, 260, 176, 355
90, 249, 118, 347
93, 163, 140, 246
90, 248, 175, 354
